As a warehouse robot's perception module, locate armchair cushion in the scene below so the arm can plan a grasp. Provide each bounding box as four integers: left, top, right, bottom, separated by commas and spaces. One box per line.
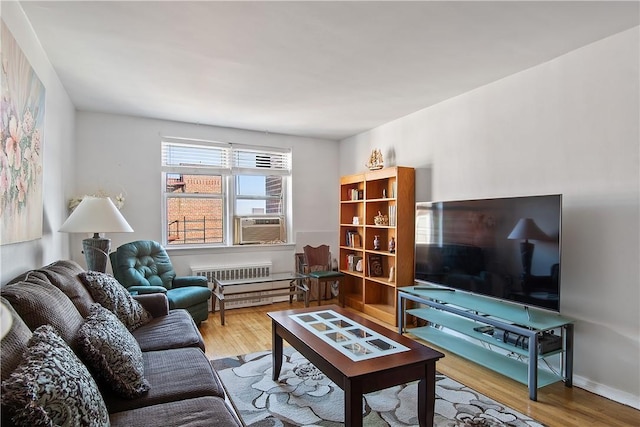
173, 276, 208, 288
308, 270, 343, 279
80, 271, 152, 331
166, 287, 212, 311
113, 241, 176, 290
128, 285, 168, 295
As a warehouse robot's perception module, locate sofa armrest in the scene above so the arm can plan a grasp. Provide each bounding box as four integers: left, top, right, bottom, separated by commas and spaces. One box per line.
173, 276, 208, 288
133, 293, 169, 317
128, 285, 167, 295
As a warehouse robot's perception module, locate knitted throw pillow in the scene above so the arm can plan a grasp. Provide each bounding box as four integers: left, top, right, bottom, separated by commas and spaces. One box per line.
80, 271, 152, 330
1, 325, 110, 427
76, 303, 150, 398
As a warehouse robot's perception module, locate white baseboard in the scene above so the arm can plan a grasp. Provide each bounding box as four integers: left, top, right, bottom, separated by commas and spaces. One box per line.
573, 374, 640, 410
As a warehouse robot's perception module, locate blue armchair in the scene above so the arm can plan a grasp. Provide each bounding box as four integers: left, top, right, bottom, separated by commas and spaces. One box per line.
109, 240, 211, 324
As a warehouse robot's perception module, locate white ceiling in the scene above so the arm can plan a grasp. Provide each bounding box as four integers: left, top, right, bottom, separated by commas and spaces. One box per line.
19, 1, 640, 140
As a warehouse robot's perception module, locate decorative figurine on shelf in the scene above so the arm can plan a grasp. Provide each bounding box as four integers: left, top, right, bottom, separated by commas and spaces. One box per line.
388, 266, 396, 283
373, 235, 380, 250
388, 237, 395, 253
366, 148, 384, 170
374, 211, 389, 226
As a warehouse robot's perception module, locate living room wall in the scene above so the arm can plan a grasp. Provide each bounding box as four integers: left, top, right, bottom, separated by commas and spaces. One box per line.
0, 2, 76, 284
339, 27, 639, 407
73, 111, 340, 277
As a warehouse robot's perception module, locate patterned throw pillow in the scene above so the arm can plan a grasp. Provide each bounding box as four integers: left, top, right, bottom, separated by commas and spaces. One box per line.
77, 303, 150, 398
1, 325, 110, 427
80, 271, 152, 330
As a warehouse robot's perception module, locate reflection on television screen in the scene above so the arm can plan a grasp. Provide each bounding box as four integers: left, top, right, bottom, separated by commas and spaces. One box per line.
415, 194, 562, 312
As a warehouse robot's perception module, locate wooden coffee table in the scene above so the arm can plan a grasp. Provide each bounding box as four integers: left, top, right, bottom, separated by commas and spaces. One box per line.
268, 305, 444, 427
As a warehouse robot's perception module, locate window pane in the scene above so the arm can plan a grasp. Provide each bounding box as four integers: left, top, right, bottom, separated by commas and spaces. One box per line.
166, 197, 223, 245
235, 175, 283, 216
236, 175, 283, 197
166, 174, 222, 194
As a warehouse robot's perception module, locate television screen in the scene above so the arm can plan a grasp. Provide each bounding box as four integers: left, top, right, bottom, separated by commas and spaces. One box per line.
415, 194, 562, 311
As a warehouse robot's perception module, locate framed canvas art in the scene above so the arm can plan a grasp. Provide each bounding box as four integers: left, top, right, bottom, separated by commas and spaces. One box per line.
0, 20, 46, 245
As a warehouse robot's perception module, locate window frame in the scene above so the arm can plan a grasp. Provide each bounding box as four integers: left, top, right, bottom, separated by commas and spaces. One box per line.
161, 137, 292, 248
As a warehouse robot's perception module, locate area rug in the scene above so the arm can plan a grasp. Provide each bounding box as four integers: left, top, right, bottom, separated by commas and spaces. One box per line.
212, 348, 544, 427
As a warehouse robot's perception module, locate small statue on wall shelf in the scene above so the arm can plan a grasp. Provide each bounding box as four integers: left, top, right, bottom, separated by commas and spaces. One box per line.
366, 149, 384, 170
373, 235, 380, 250
388, 237, 395, 253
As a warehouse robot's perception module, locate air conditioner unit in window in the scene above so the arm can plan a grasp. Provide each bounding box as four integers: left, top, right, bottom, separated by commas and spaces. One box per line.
235, 216, 285, 244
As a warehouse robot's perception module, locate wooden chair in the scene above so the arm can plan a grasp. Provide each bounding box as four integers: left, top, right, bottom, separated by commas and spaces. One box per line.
302, 245, 344, 306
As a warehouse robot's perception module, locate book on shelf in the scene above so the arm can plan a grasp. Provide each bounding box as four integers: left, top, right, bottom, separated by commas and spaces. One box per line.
345, 230, 361, 248
367, 254, 384, 277
388, 205, 397, 226
349, 188, 364, 200
346, 254, 363, 272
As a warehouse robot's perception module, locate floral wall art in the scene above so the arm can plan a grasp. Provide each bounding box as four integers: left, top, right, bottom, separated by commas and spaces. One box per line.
0, 20, 46, 245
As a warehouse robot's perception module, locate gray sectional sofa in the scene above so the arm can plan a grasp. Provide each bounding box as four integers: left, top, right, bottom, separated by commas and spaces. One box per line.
0, 260, 242, 427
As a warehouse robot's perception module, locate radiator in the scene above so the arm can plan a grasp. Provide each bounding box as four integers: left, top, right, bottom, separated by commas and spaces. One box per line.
191, 262, 274, 310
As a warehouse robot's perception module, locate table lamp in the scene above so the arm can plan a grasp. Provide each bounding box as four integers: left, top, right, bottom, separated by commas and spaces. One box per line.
507, 218, 548, 276
59, 196, 133, 272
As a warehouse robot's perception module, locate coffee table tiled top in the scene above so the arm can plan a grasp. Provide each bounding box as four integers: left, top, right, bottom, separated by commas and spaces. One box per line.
289, 309, 410, 361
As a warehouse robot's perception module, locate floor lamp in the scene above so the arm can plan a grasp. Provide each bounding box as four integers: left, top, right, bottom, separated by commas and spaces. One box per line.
59, 196, 133, 272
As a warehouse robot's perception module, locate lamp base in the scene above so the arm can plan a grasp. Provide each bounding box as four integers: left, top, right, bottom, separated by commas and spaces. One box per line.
519, 241, 535, 276
82, 235, 111, 273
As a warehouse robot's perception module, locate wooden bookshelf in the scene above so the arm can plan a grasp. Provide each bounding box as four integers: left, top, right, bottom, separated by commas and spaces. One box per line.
338, 166, 415, 325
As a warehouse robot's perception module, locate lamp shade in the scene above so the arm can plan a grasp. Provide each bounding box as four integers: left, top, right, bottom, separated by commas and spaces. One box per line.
59, 196, 133, 233
507, 218, 548, 241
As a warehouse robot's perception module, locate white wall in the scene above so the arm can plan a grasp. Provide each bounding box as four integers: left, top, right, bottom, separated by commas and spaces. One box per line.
340, 27, 640, 408
74, 112, 340, 275
0, 2, 76, 284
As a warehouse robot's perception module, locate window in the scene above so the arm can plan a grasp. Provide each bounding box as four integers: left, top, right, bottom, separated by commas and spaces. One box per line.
161, 138, 291, 247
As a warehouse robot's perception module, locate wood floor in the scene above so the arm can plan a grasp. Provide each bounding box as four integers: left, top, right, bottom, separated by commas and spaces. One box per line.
199, 300, 639, 427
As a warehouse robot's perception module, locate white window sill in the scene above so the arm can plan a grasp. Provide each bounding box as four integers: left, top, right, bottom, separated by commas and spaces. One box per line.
165, 242, 296, 256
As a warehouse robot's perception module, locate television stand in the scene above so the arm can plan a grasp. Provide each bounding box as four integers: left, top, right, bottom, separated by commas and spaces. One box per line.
397, 286, 574, 401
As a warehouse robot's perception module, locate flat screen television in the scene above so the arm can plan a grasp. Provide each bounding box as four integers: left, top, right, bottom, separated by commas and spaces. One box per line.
414, 194, 562, 312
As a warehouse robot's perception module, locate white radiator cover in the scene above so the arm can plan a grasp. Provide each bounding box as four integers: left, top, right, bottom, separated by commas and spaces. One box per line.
192, 262, 289, 310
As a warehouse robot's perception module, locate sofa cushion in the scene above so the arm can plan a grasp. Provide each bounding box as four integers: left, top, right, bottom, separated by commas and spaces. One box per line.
77, 304, 150, 398
1, 325, 110, 427
38, 260, 96, 317
1, 280, 84, 347
109, 396, 241, 427
132, 309, 205, 352
80, 271, 152, 331
103, 347, 225, 413
6, 269, 51, 287
0, 297, 32, 384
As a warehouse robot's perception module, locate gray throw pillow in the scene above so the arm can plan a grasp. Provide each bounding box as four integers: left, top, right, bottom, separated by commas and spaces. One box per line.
1, 325, 110, 427
80, 271, 152, 330
77, 303, 150, 398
